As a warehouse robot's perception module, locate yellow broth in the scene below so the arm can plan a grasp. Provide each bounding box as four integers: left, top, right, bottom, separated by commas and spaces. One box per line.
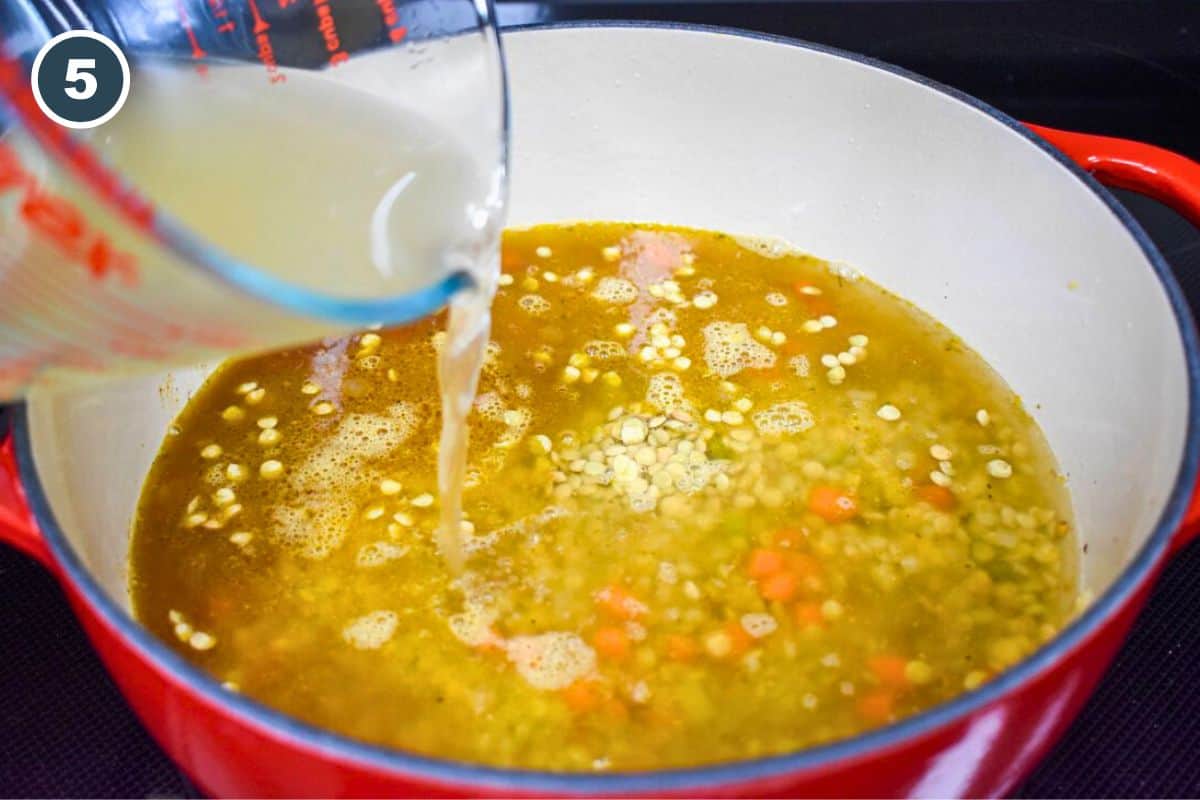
130, 223, 1077, 771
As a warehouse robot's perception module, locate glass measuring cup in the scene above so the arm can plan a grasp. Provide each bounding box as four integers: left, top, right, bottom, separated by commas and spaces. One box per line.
0, 0, 507, 399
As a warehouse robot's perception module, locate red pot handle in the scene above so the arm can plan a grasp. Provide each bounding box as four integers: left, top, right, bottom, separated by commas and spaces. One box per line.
1027, 124, 1200, 229
0, 421, 50, 567
1027, 124, 1200, 554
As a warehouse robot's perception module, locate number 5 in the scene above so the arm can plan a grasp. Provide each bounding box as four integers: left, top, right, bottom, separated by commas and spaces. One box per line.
64, 58, 98, 100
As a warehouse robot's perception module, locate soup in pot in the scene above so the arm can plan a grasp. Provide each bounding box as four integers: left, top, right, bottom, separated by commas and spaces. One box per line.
129, 223, 1078, 770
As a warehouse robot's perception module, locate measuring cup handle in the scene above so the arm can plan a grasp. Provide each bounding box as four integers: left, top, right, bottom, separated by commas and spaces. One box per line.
0, 410, 51, 567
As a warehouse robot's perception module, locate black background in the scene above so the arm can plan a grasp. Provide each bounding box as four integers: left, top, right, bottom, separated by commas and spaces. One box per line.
2, 0, 1200, 796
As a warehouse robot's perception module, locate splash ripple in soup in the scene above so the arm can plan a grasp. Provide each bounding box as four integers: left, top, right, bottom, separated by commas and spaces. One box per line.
130, 222, 1077, 770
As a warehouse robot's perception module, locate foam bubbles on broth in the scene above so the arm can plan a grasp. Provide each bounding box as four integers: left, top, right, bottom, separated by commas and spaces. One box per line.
702, 321, 776, 377
753, 401, 816, 436
592, 277, 639, 305
270, 403, 418, 559
342, 610, 398, 650
356, 541, 409, 567
504, 632, 597, 691
584, 340, 628, 361
646, 372, 686, 412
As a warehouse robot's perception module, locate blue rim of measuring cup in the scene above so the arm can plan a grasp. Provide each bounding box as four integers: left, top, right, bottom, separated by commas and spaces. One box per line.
0, 0, 509, 327
153, 212, 476, 325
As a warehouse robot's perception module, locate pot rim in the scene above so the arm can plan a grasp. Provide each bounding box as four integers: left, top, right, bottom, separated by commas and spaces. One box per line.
12, 20, 1200, 795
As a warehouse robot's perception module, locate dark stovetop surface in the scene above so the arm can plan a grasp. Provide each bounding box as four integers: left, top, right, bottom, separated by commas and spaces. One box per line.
2, 1, 1200, 796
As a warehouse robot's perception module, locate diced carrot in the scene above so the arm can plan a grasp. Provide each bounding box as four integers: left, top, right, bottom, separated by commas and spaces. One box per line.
595, 584, 648, 620
747, 547, 786, 578
666, 634, 699, 662
726, 621, 753, 657
760, 570, 799, 602
808, 485, 859, 523
794, 602, 825, 629
868, 655, 911, 689
789, 557, 826, 594
915, 483, 957, 511
562, 681, 601, 713
592, 626, 631, 661
784, 552, 823, 580
857, 690, 895, 724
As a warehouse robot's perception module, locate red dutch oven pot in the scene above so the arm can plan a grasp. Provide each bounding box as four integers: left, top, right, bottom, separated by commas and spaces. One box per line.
3, 23, 1200, 798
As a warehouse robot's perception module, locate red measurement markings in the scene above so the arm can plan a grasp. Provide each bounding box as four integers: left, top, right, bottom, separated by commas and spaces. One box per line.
208, 0, 236, 33
374, 0, 407, 43
108, 333, 175, 360
0, 143, 139, 286
85, 289, 246, 364
246, 0, 286, 83
57, 349, 107, 373
247, 0, 269, 32
174, 0, 208, 76
313, 0, 348, 66
188, 325, 249, 349
0, 57, 154, 232
0, 355, 41, 388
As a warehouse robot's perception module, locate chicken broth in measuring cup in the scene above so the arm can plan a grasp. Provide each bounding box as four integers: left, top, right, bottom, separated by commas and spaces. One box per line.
129, 223, 1077, 770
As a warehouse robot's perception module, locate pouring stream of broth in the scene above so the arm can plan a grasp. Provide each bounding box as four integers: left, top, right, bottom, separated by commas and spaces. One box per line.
435, 259, 498, 571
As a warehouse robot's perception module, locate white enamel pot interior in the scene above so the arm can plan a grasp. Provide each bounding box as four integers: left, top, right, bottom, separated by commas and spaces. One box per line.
14, 21, 1198, 787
